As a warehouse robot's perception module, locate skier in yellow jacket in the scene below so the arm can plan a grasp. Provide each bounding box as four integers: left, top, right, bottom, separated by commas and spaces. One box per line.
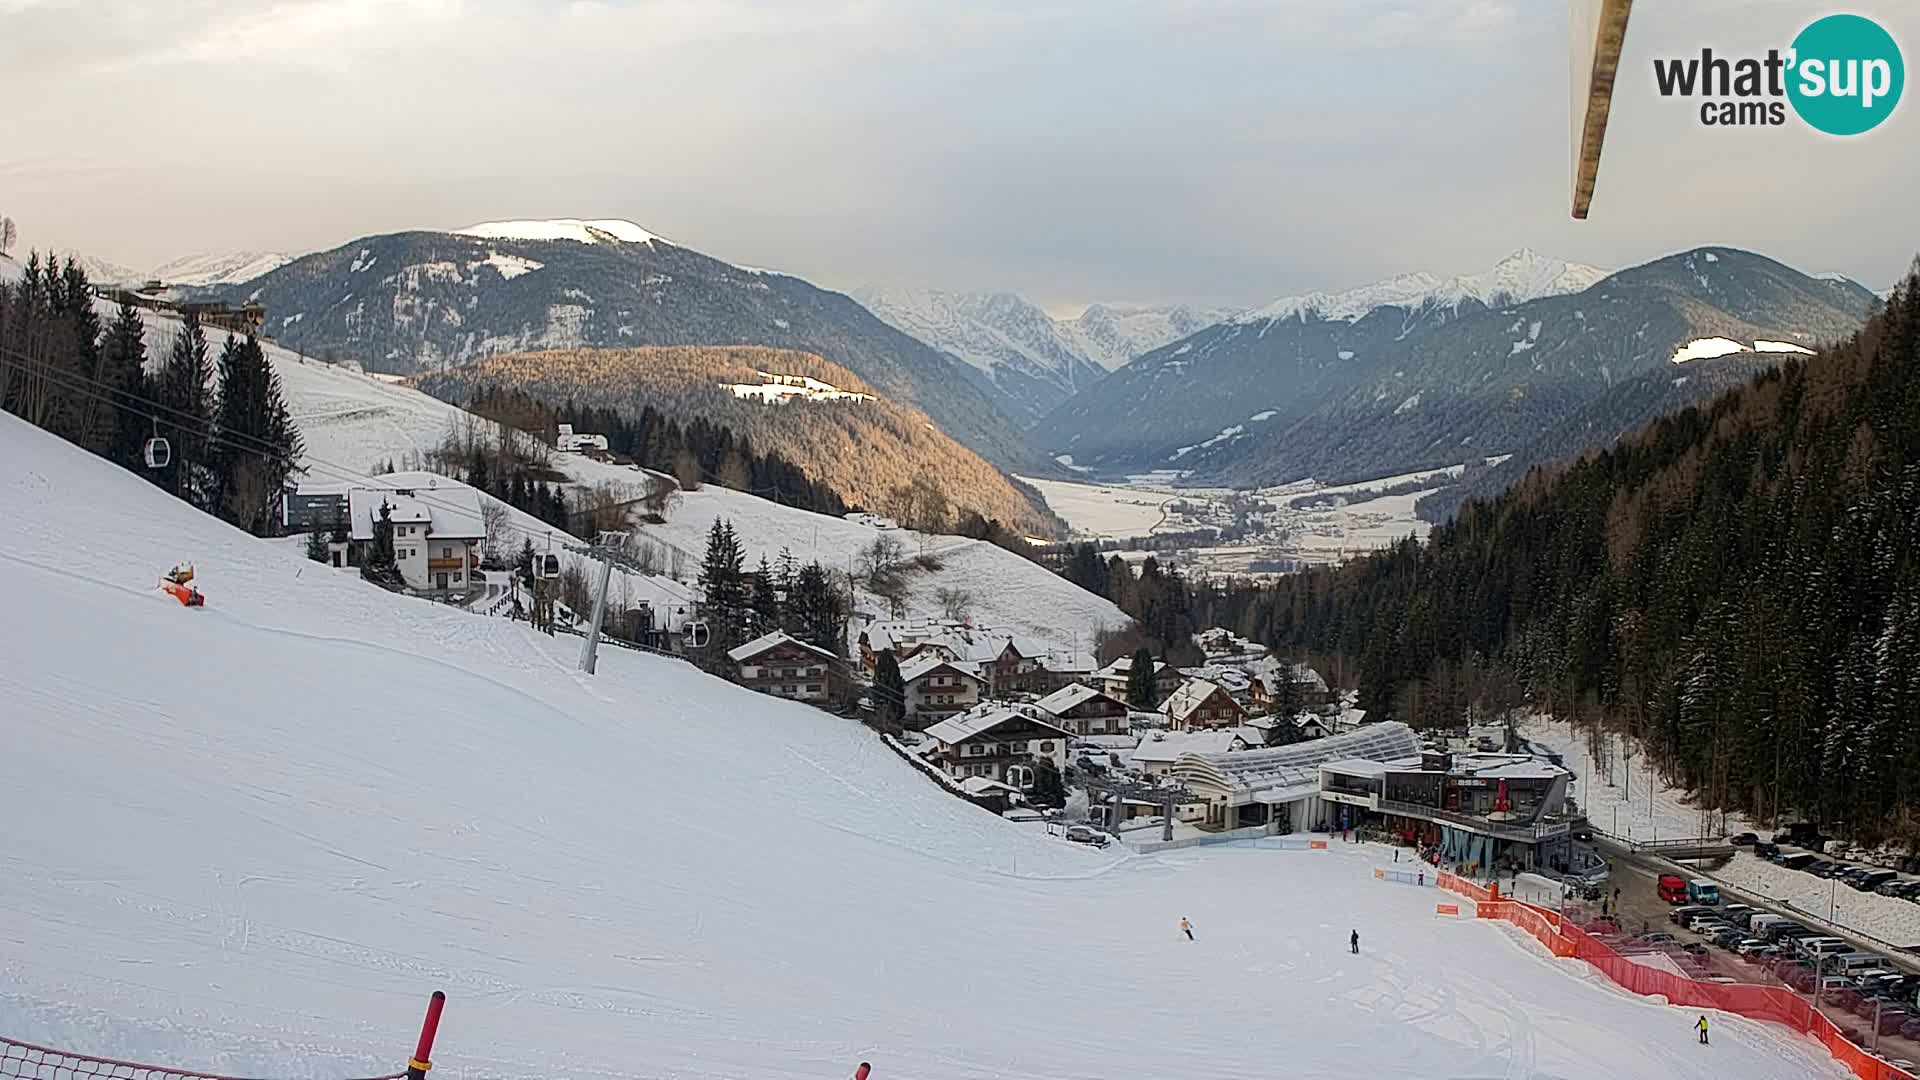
1696, 1015, 1709, 1045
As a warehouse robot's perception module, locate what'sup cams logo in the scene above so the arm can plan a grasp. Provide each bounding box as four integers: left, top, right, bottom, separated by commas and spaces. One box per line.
1654, 13, 1904, 134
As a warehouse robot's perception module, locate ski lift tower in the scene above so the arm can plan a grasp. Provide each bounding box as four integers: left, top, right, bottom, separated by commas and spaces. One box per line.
1082, 775, 1198, 843
566, 532, 650, 675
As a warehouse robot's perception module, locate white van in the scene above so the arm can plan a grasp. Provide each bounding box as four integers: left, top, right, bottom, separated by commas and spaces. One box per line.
1799, 937, 1852, 961
1830, 952, 1889, 973
1749, 914, 1789, 937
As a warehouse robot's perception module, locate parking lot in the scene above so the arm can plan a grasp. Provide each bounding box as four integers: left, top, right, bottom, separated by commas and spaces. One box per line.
1591, 848, 1920, 1071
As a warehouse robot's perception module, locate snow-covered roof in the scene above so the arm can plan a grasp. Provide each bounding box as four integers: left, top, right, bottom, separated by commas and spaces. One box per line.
1231, 726, 1270, 748
327, 473, 485, 542
1034, 682, 1122, 716
1449, 754, 1570, 782
727, 630, 836, 664
1096, 656, 1169, 679
924, 703, 1071, 747
1162, 678, 1236, 722
1173, 722, 1421, 800
1131, 730, 1242, 765
898, 652, 984, 686
958, 776, 1022, 798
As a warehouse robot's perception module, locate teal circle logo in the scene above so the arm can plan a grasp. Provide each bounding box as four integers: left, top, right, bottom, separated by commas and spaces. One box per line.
1788, 14, 1904, 135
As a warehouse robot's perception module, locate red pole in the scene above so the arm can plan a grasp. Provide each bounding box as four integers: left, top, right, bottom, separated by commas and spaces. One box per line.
407, 991, 446, 1080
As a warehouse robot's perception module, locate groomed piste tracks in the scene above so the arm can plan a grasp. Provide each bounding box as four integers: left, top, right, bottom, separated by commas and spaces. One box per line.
1438, 873, 1917, 1080
2, 993, 444, 1080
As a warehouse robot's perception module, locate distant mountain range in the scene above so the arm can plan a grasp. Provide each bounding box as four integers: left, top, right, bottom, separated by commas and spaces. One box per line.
1038, 248, 1879, 495
207, 220, 1050, 475
852, 286, 1231, 422
64, 250, 290, 287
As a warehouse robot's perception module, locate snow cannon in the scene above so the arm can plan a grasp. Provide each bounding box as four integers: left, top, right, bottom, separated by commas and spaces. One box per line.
162, 581, 205, 607
164, 563, 195, 585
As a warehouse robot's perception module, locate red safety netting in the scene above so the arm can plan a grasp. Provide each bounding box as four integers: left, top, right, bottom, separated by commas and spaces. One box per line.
0, 1038, 405, 1080
1436, 877, 1918, 1080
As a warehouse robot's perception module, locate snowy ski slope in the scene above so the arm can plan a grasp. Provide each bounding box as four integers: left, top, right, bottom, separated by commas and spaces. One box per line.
0, 412, 1847, 1080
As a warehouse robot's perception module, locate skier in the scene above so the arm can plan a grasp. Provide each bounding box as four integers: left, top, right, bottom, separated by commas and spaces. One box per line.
1180, 916, 1194, 941
1696, 1015, 1709, 1045
1350, 929, 1360, 955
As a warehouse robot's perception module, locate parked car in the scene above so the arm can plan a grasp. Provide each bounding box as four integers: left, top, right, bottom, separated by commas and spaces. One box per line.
1776, 852, 1818, 870
1854, 869, 1898, 891
1875, 878, 1910, 897
1640, 932, 1678, 946
1711, 927, 1748, 950
1899, 1016, 1920, 1041
1736, 938, 1771, 956
1887, 1059, 1919, 1073
1729, 832, 1759, 846
1755, 841, 1782, 860
1670, 904, 1713, 926
1063, 825, 1111, 848
1687, 879, 1722, 905
1809, 860, 1844, 878
1721, 904, 1758, 927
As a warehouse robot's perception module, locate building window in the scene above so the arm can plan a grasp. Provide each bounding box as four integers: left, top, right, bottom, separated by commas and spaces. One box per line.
1011, 741, 1028, 753
806, 684, 821, 693
442, 546, 452, 558
967, 744, 984, 756
1039, 741, 1054, 752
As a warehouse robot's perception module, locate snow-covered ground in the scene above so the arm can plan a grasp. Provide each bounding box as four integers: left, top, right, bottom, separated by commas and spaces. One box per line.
1015, 474, 1170, 538
1523, 718, 1753, 842
108, 305, 1121, 654
1716, 853, 1920, 949
0, 412, 1848, 1080
639, 482, 1125, 657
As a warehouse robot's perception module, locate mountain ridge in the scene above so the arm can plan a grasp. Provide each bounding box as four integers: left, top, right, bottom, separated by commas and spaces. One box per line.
1039, 246, 1878, 491
210, 221, 1055, 477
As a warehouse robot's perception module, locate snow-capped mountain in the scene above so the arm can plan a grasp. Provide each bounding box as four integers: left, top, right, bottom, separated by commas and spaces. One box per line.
850, 286, 1108, 422
149, 251, 292, 286
1237, 249, 1608, 325
215, 218, 1049, 474
1060, 301, 1239, 370
1041, 247, 1877, 492
851, 286, 1232, 422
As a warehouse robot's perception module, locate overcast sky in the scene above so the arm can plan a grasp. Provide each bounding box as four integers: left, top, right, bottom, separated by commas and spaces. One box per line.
3, 0, 1914, 311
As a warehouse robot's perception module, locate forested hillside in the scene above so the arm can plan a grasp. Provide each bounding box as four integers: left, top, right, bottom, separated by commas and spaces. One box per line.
1195, 261, 1920, 845
419, 346, 1062, 540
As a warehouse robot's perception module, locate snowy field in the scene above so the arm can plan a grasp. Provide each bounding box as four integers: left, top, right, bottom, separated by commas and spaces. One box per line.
1015, 474, 1172, 538
1716, 853, 1920, 949
0, 413, 1848, 1080
1523, 718, 1752, 843
638, 482, 1126, 657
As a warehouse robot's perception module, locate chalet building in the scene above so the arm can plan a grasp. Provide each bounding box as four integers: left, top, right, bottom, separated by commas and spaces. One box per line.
976, 637, 1048, 697
1171, 722, 1423, 833
1249, 660, 1332, 714
728, 631, 839, 704
1034, 683, 1130, 737
1092, 656, 1183, 706
923, 703, 1072, 788
899, 654, 987, 727
1162, 678, 1248, 732
285, 473, 486, 595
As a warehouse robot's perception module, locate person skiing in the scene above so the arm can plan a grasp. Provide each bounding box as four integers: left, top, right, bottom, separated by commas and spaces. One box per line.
1350, 929, 1360, 954
1696, 1015, 1708, 1045
1180, 916, 1194, 941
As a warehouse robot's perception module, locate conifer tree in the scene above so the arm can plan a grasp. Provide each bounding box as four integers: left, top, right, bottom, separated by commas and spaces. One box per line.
306, 528, 330, 563
101, 300, 151, 471
750, 555, 778, 632
153, 315, 215, 508
697, 517, 748, 658
1126, 647, 1158, 710
213, 334, 302, 534
873, 649, 906, 727
790, 560, 845, 653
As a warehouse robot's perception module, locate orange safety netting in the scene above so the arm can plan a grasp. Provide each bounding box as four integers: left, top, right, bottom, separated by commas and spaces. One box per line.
1437, 878, 1916, 1080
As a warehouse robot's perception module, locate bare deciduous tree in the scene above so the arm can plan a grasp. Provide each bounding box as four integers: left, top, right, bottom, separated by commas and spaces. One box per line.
935, 586, 973, 622
0, 217, 16, 255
